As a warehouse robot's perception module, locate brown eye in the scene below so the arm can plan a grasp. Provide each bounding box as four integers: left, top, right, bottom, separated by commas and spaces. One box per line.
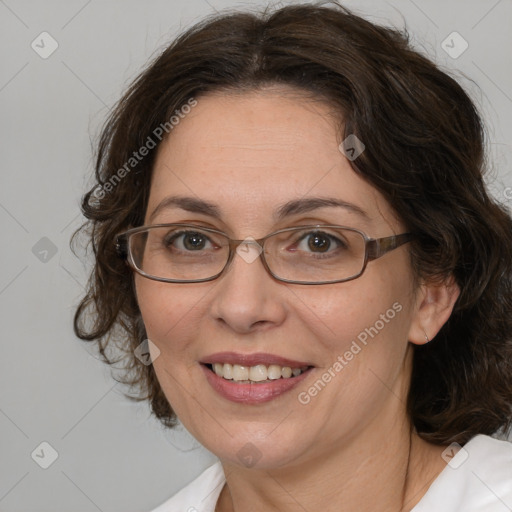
307, 233, 331, 252
294, 231, 347, 254
164, 231, 212, 251
182, 232, 207, 250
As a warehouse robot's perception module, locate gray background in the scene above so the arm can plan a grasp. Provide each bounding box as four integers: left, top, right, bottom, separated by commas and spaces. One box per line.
1, 0, 511, 511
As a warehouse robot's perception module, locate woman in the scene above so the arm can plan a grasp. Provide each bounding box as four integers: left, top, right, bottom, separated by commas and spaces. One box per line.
73, 2, 512, 511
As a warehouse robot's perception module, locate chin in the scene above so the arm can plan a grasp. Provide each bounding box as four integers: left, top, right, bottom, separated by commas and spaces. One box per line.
196, 427, 309, 470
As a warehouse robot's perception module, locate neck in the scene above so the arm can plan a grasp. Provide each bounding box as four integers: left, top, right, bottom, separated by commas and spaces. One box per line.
216, 420, 447, 512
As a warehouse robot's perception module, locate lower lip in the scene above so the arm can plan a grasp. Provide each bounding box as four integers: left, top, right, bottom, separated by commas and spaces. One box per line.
201, 364, 313, 404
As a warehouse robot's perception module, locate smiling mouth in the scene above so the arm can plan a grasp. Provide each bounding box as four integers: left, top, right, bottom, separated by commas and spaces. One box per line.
203, 363, 313, 384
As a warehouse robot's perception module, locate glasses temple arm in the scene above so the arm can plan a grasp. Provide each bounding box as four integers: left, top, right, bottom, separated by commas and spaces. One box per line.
366, 233, 413, 261
115, 235, 128, 258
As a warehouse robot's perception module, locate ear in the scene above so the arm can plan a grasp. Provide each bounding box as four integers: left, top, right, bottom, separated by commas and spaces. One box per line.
408, 276, 460, 345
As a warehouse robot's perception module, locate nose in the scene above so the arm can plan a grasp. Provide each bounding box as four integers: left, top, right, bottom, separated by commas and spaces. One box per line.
209, 241, 287, 334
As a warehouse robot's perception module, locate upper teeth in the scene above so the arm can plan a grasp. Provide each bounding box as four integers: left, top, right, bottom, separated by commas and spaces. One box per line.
212, 363, 308, 382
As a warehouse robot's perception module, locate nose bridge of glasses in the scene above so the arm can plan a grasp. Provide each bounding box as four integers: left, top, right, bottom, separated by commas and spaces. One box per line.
230, 237, 264, 249
230, 237, 264, 265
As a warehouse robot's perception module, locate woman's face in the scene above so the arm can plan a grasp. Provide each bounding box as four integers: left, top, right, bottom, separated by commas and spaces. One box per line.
136, 87, 421, 469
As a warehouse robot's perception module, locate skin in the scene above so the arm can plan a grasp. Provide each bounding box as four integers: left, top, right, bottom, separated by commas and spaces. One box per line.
135, 86, 460, 512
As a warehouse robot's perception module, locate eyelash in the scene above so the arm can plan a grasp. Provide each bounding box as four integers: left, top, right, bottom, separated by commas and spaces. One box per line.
162, 229, 348, 256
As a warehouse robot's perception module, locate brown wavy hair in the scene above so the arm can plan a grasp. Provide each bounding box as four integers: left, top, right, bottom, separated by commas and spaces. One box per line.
72, 1, 512, 445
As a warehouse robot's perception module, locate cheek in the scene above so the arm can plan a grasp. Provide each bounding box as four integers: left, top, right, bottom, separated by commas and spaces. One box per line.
293, 272, 412, 349
290, 271, 416, 419
135, 279, 207, 411
135, 277, 205, 354
293, 276, 414, 418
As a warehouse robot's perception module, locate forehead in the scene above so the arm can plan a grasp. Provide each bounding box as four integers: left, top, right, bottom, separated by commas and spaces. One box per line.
147, 88, 399, 232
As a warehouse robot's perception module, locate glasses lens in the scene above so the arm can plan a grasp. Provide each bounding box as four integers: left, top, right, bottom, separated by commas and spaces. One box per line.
264, 226, 366, 283
129, 226, 229, 281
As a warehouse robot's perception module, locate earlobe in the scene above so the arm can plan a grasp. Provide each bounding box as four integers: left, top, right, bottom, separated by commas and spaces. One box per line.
408, 276, 460, 346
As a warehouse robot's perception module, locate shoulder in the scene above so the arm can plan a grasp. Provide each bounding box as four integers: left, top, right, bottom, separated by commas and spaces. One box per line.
149, 461, 225, 512
413, 434, 512, 512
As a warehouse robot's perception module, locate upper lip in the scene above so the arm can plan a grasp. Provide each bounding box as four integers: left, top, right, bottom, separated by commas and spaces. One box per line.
200, 352, 313, 368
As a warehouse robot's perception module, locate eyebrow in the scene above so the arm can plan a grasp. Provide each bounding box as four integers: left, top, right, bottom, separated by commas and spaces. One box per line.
149, 196, 221, 222
148, 195, 370, 223
275, 197, 370, 221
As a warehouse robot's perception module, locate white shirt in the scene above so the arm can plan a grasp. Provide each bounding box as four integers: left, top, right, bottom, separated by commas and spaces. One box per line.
150, 435, 512, 511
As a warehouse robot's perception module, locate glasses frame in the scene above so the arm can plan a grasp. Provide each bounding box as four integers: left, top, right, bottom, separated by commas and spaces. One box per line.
115, 223, 413, 285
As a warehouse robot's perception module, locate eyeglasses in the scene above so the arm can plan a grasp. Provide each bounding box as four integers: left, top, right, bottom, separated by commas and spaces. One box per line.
115, 223, 413, 285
